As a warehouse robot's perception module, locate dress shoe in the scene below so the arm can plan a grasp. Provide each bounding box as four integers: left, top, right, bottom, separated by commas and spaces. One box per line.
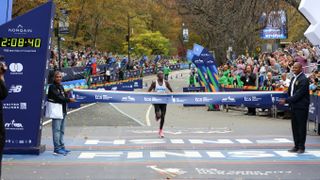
288, 148, 298, 153
297, 149, 305, 154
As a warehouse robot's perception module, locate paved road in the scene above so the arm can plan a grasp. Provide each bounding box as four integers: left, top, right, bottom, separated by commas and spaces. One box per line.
3, 70, 320, 180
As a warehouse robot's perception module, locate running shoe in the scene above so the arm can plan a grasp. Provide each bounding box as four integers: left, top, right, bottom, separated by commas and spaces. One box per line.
159, 129, 164, 138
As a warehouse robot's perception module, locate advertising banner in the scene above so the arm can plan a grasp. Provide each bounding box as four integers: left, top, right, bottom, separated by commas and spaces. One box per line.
73, 89, 285, 107
0, 2, 55, 154
309, 95, 317, 122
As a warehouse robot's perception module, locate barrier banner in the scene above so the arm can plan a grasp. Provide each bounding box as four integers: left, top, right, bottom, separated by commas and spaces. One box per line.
0, 2, 55, 154
309, 95, 318, 122
73, 89, 285, 107
96, 81, 134, 91
133, 79, 143, 89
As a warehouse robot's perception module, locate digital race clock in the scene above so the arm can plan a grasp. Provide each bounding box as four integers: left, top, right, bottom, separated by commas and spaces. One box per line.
0, 37, 42, 48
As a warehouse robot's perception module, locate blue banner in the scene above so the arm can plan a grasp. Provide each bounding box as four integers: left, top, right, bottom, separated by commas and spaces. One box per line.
101, 82, 134, 91
1, 2, 55, 154
133, 79, 143, 89
309, 95, 317, 122
0, 0, 12, 25
73, 89, 285, 107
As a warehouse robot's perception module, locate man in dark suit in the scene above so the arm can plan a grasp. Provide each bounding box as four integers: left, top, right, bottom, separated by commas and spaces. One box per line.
279, 62, 310, 154
240, 65, 256, 115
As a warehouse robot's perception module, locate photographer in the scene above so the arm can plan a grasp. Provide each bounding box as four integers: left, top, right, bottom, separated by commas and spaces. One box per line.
0, 55, 8, 178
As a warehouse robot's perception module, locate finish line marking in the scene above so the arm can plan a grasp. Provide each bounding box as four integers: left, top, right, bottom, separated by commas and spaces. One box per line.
83, 138, 291, 145
78, 150, 320, 160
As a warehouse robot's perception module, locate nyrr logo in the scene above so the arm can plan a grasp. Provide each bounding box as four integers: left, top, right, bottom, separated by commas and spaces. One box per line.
8, 85, 23, 93
9, 63, 23, 75
121, 96, 135, 102
5, 119, 24, 130
8, 24, 33, 34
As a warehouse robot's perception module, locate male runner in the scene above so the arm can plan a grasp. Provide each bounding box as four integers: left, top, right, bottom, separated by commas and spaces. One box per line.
148, 71, 173, 138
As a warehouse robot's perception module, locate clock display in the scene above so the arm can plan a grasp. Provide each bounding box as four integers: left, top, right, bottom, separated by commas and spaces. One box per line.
0, 37, 42, 48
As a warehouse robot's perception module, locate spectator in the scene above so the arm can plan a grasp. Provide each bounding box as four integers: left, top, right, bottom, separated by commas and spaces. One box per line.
263, 72, 276, 90
278, 73, 291, 88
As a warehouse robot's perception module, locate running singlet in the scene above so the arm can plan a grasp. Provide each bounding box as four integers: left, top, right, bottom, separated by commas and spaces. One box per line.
155, 80, 167, 93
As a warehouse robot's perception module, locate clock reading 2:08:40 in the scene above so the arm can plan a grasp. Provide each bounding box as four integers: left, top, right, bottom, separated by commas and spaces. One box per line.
0, 37, 42, 48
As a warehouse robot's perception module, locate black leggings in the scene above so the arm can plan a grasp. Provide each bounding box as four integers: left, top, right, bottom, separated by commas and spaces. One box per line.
154, 104, 167, 130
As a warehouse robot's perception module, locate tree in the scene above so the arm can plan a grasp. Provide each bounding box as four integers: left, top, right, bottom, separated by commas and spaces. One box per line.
129, 31, 170, 56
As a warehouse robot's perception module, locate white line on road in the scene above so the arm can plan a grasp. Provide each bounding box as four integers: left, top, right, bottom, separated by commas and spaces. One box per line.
42, 103, 97, 126
146, 105, 153, 126
109, 103, 146, 126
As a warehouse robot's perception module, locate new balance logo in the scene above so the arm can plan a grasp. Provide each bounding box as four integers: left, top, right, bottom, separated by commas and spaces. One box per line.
8, 85, 23, 93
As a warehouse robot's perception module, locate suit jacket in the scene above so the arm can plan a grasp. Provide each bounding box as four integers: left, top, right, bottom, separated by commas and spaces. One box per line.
240, 73, 256, 86
286, 73, 310, 109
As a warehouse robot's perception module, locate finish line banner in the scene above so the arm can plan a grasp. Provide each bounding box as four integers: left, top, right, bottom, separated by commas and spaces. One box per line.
73, 89, 287, 107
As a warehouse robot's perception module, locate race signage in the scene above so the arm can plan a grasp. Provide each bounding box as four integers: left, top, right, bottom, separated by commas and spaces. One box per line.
0, 2, 55, 154
73, 89, 287, 107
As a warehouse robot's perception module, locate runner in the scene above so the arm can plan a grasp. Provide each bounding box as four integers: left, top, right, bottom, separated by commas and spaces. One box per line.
148, 71, 173, 138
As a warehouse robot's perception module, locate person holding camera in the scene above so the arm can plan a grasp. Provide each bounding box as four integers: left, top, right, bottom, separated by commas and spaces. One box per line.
0, 55, 8, 178
48, 71, 76, 155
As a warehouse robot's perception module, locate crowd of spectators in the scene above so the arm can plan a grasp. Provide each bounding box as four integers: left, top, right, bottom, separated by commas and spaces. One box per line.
218, 42, 320, 91
50, 47, 180, 71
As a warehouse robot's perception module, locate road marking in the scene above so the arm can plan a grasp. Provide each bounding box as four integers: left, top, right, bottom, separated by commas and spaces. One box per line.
128, 152, 143, 159
147, 165, 187, 177
110, 103, 145, 126
146, 105, 152, 126
77, 150, 320, 160
42, 103, 96, 126
131, 129, 232, 134
195, 168, 292, 176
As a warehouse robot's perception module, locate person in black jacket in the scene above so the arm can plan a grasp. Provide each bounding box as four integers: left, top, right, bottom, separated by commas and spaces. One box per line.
48, 71, 75, 155
0, 58, 8, 178
240, 65, 257, 115
279, 62, 310, 154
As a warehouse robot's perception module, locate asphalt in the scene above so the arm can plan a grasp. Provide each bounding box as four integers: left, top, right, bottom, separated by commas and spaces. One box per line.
2, 70, 320, 180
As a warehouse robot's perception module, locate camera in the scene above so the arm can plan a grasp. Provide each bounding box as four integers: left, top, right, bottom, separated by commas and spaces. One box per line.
0, 55, 7, 74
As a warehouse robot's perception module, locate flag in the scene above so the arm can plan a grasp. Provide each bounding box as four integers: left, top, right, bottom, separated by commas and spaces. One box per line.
193, 43, 204, 57
121, 57, 128, 68
153, 55, 161, 64
186, 50, 194, 62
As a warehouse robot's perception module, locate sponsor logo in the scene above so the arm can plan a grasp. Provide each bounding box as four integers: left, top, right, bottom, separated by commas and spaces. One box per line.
194, 59, 204, 64
8, 24, 33, 34
3, 102, 27, 110
172, 97, 187, 103
76, 94, 87, 100
8, 85, 23, 93
5, 139, 32, 144
111, 86, 118, 91
309, 103, 316, 114
94, 95, 112, 100
244, 96, 262, 102
221, 96, 236, 103
121, 96, 135, 102
5, 119, 24, 130
122, 85, 133, 88
9, 63, 23, 75
144, 97, 162, 102
195, 97, 213, 103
